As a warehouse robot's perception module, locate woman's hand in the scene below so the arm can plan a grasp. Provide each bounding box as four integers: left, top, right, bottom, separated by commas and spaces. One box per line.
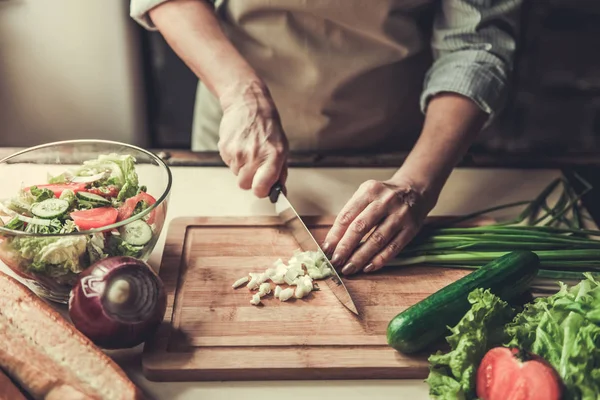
323, 176, 438, 275
218, 82, 289, 198
322, 93, 490, 275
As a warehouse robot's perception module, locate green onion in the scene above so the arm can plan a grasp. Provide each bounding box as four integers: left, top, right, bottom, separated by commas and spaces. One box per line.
395, 175, 600, 293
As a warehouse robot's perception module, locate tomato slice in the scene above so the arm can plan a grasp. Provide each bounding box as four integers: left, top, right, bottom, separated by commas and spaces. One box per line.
476, 347, 562, 400
85, 185, 120, 199
70, 207, 119, 231
117, 192, 157, 224
25, 183, 88, 198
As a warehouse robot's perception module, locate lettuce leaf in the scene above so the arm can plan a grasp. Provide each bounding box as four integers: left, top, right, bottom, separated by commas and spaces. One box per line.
59, 189, 77, 208
426, 369, 466, 400
87, 233, 107, 264
132, 200, 151, 217
60, 220, 78, 234
4, 188, 35, 214
4, 216, 24, 231
5, 235, 87, 274
426, 289, 515, 399
24, 218, 63, 234
75, 154, 139, 200
505, 273, 600, 399
114, 154, 139, 201
29, 186, 55, 202
107, 235, 143, 258
47, 172, 70, 184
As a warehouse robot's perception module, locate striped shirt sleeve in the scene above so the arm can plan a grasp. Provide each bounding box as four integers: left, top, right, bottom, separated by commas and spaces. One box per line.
420, 0, 523, 123
130, 0, 172, 30
130, 0, 217, 30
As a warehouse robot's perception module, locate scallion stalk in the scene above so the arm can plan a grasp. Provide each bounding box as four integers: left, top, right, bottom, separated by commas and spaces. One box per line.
395, 174, 600, 291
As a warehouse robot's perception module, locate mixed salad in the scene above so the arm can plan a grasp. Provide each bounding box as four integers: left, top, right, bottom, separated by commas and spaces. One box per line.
0, 154, 160, 287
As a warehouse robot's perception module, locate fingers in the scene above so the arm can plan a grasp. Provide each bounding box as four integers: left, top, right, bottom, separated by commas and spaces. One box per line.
252, 152, 286, 198
220, 147, 243, 176
230, 149, 286, 198
237, 163, 259, 190
324, 179, 390, 266
323, 192, 371, 265
220, 139, 287, 198
326, 178, 429, 275
339, 212, 403, 275
217, 96, 289, 198
330, 202, 387, 271
365, 224, 418, 273
279, 164, 289, 195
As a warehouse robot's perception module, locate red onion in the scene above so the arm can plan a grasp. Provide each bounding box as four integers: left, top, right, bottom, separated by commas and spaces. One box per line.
68, 256, 167, 349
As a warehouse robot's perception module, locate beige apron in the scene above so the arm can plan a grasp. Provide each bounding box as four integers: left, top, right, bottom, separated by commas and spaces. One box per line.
192, 0, 435, 152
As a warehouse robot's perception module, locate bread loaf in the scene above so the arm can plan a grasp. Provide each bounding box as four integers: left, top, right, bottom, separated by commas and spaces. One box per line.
0, 272, 143, 400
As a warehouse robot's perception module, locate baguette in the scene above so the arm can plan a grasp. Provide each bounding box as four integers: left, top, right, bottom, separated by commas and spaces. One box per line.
0, 368, 27, 400
0, 272, 144, 400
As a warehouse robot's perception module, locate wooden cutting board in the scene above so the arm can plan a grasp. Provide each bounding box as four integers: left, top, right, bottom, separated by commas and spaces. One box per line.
142, 216, 476, 382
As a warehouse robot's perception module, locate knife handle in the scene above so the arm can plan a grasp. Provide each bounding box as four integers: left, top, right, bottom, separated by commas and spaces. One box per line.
269, 182, 283, 204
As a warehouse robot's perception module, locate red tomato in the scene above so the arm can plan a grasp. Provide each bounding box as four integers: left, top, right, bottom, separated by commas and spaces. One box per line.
25, 183, 87, 198
476, 347, 562, 400
85, 185, 120, 198
117, 192, 157, 224
70, 207, 119, 231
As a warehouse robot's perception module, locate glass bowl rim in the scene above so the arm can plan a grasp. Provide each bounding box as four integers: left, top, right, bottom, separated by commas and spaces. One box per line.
0, 139, 173, 237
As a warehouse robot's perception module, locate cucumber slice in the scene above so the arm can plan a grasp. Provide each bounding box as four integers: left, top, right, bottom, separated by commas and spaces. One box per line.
119, 219, 153, 246
30, 199, 69, 219
77, 191, 110, 205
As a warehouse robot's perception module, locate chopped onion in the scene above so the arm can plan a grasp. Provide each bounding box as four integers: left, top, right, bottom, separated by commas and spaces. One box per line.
0, 202, 52, 226
284, 269, 301, 285
255, 273, 269, 285
300, 276, 313, 291
250, 293, 262, 306
247, 274, 260, 290
264, 268, 276, 277
278, 288, 294, 302
0, 202, 17, 218
232, 276, 249, 289
258, 283, 271, 297
294, 285, 308, 299
68, 256, 166, 349
17, 215, 52, 226
70, 171, 108, 183
232, 249, 334, 306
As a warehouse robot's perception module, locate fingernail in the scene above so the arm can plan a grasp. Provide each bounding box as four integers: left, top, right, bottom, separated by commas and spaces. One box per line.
331, 253, 341, 267
341, 263, 355, 275
322, 242, 330, 254
364, 263, 374, 273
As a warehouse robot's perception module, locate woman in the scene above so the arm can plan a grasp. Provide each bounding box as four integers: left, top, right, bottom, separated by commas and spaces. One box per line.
131, 0, 521, 276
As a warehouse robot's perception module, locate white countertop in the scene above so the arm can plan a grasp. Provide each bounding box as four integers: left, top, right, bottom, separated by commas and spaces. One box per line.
1, 166, 564, 400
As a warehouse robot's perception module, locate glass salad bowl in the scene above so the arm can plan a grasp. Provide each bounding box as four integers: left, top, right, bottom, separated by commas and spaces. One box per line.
0, 140, 172, 304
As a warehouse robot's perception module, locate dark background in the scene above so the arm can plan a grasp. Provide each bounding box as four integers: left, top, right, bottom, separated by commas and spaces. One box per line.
137, 0, 600, 154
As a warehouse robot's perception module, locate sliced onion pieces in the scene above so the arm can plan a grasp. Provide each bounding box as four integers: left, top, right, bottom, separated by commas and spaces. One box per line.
233, 249, 331, 306
70, 171, 108, 183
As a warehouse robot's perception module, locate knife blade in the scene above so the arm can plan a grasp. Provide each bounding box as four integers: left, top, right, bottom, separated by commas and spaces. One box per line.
269, 183, 359, 315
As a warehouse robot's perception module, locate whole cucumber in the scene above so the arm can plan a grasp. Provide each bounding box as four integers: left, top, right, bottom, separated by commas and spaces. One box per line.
386, 250, 540, 354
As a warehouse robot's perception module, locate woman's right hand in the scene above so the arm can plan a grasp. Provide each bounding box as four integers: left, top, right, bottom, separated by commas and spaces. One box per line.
218, 81, 289, 198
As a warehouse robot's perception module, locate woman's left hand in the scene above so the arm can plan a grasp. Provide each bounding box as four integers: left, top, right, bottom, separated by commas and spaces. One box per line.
322, 177, 439, 275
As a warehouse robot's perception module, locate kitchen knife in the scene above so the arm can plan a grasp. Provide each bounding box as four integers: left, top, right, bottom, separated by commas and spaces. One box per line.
269, 183, 359, 315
